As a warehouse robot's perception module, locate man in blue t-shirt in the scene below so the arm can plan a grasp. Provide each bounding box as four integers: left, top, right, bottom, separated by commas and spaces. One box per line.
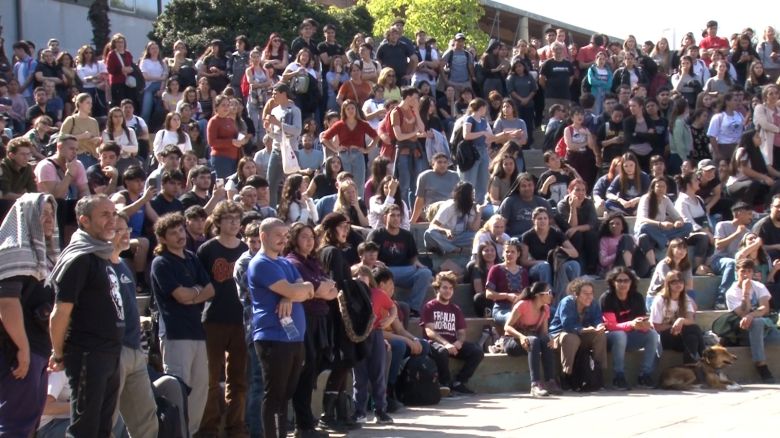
247, 218, 314, 438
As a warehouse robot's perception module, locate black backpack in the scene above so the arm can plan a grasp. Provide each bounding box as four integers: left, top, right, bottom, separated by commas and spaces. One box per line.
451, 123, 478, 172
568, 348, 603, 392
155, 395, 184, 438
396, 355, 441, 406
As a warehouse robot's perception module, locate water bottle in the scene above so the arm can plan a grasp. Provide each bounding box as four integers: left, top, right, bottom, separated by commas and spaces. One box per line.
280, 316, 300, 340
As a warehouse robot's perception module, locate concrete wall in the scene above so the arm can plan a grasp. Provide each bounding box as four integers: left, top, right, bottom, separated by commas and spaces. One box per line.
2, 0, 155, 58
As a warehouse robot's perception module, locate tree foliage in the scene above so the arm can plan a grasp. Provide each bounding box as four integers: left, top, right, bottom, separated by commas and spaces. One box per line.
149, 0, 374, 57
359, 0, 489, 52
88, 0, 111, 51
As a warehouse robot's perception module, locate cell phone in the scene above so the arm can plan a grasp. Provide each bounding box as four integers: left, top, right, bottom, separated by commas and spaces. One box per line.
215, 178, 225, 189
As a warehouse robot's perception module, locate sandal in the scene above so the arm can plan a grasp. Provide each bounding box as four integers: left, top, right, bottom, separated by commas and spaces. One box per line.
696, 265, 714, 276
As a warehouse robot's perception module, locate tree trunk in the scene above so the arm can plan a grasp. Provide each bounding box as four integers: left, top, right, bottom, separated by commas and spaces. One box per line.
88, 0, 111, 52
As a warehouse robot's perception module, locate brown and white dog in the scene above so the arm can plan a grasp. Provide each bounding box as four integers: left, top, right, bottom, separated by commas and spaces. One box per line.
660, 345, 742, 391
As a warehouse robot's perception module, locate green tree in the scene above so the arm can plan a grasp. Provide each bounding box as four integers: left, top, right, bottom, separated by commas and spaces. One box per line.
149, 0, 374, 57
88, 0, 111, 51
359, 0, 488, 52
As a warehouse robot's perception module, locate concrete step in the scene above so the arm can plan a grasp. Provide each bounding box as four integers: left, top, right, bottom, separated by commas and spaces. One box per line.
407, 317, 495, 341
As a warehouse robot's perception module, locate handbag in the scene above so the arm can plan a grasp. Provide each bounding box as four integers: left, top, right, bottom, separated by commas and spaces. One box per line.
280, 132, 301, 174
452, 124, 478, 171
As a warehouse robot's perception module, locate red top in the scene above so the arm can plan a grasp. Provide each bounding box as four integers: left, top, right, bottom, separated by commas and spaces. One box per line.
105, 50, 133, 85
207, 116, 240, 160
321, 119, 377, 148
371, 288, 395, 330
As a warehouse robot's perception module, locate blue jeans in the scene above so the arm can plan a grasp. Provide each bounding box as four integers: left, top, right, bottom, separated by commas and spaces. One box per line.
504, 333, 554, 383
747, 318, 780, 362
423, 229, 476, 254
529, 262, 552, 284
458, 145, 490, 204
77, 153, 98, 169
636, 222, 693, 251
141, 81, 163, 124
711, 255, 736, 304
387, 265, 433, 313
353, 330, 387, 415
396, 152, 427, 207
339, 149, 367, 191
606, 330, 659, 376
553, 260, 581, 302
210, 155, 237, 179
245, 341, 264, 438
491, 301, 513, 326
266, 149, 283, 207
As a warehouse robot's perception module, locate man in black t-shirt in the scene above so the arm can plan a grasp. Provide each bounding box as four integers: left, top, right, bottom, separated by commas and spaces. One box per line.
48, 195, 125, 437
539, 42, 574, 116
367, 204, 432, 315
149, 169, 185, 217
754, 195, 780, 261
179, 165, 226, 213
86, 141, 121, 195
289, 18, 320, 66
376, 27, 417, 85
196, 201, 249, 436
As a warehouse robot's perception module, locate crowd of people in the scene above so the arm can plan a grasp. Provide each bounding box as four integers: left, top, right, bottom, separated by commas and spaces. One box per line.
1, 14, 780, 438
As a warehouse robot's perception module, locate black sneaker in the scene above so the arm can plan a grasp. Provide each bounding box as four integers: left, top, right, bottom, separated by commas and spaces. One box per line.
374, 411, 394, 424
636, 374, 654, 389
450, 382, 475, 395
612, 374, 630, 391
386, 396, 402, 413
757, 365, 776, 384
294, 429, 330, 438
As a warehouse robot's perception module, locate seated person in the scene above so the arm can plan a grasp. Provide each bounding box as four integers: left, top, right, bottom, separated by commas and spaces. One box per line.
725, 258, 780, 383
548, 279, 607, 388
368, 176, 411, 230
486, 238, 528, 326
149, 169, 186, 217
674, 172, 715, 274
598, 212, 654, 278
0, 137, 37, 200
648, 154, 678, 201
410, 153, 460, 223
503, 282, 560, 397
649, 269, 704, 365
605, 152, 649, 215
592, 157, 622, 217
471, 214, 510, 261
179, 165, 227, 213
645, 238, 695, 309
600, 267, 658, 390
146, 144, 183, 191
634, 177, 692, 255
85, 141, 121, 195
244, 175, 278, 219
537, 151, 576, 206
596, 104, 626, 164
424, 182, 481, 255
465, 241, 498, 318
421, 271, 485, 395
36, 370, 71, 438
520, 207, 580, 300
498, 172, 551, 238
557, 179, 600, 274
725, 130, 780, 208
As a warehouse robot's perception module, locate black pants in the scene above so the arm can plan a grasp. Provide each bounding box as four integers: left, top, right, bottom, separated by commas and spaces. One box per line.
429, 341, 484, 386
63, 349, 121, 438
473, 292, 492, 318
568, 228, 600, 275
110, 83, 138, 110
255, 340, 305, 438
659, 324, 704, 364
292, 314, 330, 430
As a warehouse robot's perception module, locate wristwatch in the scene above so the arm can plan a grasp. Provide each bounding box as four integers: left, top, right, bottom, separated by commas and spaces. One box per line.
51, 353, 64, 364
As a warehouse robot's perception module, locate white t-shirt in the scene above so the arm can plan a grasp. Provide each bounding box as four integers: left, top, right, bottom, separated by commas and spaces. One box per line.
707, 111, 745, 144
650, 295, 695, 325
725, 279, 772, 311
471, 229, 510, 257
76, 62, 106, 89
153, 129, 192, 156
140, 58, 167, 83
362, 99, 385, 130
38, 370, 70, 429
431, 199, 477, 234
125, 115, 148, 135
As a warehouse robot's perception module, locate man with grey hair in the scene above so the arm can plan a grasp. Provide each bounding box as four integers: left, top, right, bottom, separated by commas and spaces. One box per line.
47, 194, 124, 437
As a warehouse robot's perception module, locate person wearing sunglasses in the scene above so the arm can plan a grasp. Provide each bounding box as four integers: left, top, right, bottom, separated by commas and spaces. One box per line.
600, 267, 658, 390
503, 282, 560, 397
649, 270, 703, 365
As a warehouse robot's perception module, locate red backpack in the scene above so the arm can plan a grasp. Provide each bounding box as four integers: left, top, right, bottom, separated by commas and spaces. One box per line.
240, 71, 250, 98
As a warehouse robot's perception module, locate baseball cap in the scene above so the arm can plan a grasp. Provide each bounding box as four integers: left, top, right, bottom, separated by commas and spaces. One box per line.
697, 159, 716, 171
454, 33, 466, 41
731, 201, 751, 212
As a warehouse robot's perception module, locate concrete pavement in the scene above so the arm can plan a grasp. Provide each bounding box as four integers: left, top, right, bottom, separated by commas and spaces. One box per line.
347, 385, 780, 437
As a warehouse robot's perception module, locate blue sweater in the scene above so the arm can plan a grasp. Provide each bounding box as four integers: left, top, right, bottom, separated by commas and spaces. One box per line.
549, 295, 603, 335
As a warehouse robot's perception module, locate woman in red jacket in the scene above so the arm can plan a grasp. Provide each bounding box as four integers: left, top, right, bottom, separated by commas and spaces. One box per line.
207, 94, 242, 177
104, 33, 137, 109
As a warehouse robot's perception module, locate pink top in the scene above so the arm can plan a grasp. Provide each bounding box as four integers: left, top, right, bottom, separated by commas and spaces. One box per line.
34, 158, 87, 186
510, 300, 549, 332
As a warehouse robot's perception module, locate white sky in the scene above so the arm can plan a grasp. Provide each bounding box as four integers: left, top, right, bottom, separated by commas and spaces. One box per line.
497, 1, 775, 45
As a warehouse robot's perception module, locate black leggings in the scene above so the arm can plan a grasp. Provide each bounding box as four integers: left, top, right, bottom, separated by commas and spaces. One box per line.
659, 324, 704, 364
292, 314, 330, 430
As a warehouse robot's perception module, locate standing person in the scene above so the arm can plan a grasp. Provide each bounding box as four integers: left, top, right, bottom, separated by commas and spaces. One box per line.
104, 34, 137, 109
265, 83, 302, 208
321, 99, 380, 191
248, 218, 315, 438
539, 42, 575, 119
110, 212, 159, 437
421, 271, 484, 395
197, 201, 250, 437
208, 94, 243, 178
61, 93, 102, 169
460, 98, 496, 203
47, 195, 124, 437
391, 86, 426, 207
139, 41, 168, 126
753, 85, 780, 169
707, 92, 744, 163
151, 212, 215, 436
0, 194, 58, 437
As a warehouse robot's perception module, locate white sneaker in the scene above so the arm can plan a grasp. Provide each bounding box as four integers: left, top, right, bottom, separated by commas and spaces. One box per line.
530, 382, 549, 397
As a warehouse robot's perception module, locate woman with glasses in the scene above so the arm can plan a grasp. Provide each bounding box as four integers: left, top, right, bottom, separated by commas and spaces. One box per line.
485, 238, 528, 326
645, 238, 695, 310
649, 270, 704, 364
600, 267, 658, 390
503, 282, 560, 397
75, 45, 108, 117
520, 207, 580, 300
377, 67, 400, 102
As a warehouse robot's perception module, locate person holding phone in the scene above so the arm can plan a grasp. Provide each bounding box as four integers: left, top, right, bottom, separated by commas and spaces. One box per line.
599, 266, 658, 390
